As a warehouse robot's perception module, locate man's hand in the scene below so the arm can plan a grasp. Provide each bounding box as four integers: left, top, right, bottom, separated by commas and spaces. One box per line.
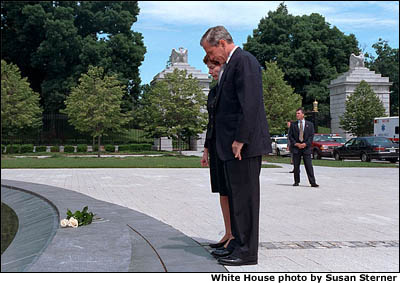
201, 149, 209, 167
295, 143, 307, 149
232, 141, 244, 160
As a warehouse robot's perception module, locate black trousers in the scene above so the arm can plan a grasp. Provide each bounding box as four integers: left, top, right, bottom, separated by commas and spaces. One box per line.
223, 155, 262, 261
293, 149, 316, 184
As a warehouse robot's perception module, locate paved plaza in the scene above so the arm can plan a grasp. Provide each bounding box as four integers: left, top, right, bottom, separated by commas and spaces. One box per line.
1, 162, 399, 272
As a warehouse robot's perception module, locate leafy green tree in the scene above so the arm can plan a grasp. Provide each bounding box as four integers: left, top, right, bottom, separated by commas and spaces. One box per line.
243, 2, 359, 127
340, 80, 386, 136
135, 69, 207, 148
1, 60, 43, 140
262, 61, 302, 134
365, 39, 399, 116
1, 1, 146, 114
61, 66, 132, 157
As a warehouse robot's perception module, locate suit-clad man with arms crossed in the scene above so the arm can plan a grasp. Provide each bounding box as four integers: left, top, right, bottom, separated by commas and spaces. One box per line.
200, 26, 272, 266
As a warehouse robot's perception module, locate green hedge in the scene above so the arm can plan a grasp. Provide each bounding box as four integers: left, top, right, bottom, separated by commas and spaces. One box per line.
77, 144, 87, 152
20, 144, 34, 153
63, 145, 75, 153
50, 146, 59, 152
129, 144, 152, 151
6, 145, 20, 154
105, 145, 115, 152
117, 144, 130, 152
35, 146, 47, 152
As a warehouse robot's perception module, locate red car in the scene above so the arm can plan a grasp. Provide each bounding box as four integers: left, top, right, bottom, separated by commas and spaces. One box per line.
311, 134, 346, 159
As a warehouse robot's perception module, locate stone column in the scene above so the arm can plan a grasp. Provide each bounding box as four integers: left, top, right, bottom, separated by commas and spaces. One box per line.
329, 66, 392, 139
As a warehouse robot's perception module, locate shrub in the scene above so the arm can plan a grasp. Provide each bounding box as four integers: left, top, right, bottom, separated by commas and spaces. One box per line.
35, 146, 47, 152
7, 145, 20, 154
50, 146, 59, 152
20, 144, 34, 153
129, 143, 152, 151
118, 144, 130, 152
76, 144, 87, 152
63, 145, 75, 153
1, 145, 5, 153
105, 145, 115, 152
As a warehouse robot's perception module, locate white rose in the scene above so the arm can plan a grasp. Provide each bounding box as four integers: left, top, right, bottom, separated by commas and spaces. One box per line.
60, 219, 69, 228
68, 217, 79, 228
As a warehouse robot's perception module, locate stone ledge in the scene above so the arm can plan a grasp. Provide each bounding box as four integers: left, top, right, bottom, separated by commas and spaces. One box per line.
1, 179, 226, 272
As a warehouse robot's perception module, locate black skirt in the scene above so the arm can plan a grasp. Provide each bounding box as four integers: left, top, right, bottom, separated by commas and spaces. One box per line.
208, 139, 228, 196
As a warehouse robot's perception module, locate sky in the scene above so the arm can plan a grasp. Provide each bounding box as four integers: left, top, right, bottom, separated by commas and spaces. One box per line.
132, 1, 399, 86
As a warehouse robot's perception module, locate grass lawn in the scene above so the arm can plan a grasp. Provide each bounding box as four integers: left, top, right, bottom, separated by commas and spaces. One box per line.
1, 154, 280, 169
263, 155, 399, 168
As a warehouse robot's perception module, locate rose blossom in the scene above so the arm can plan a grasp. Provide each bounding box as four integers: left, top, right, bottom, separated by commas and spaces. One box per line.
68, 217, 79, 228
60, 219, 69, 228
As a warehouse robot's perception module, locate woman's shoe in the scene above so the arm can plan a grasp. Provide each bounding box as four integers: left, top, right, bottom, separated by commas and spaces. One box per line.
209, 239, 228, 249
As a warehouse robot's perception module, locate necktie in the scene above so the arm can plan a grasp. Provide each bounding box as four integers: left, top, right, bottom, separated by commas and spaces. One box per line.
299, 120, 304, 142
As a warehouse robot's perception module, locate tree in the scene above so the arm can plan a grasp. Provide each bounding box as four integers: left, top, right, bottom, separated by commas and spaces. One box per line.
340, 80, 386, 136
135, 69, 207, 148
61, 66, 132, 157
1, 1, 146, 114
243, 2, 359, 127
1, 60, 43, 140
365, 39, 399, 116
262, 61, 302, 134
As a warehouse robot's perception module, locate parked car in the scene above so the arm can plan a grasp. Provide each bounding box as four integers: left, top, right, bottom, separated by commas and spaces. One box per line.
311, 134, 346, 159
333, 136, 399, 163
271, 137, 290, 156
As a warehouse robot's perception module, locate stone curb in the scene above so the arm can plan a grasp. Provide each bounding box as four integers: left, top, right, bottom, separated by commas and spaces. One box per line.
1, 179, 227, 272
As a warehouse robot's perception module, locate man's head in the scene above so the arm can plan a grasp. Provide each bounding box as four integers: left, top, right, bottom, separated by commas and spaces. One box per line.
200, 26, 235, 65
296, 108, 305, 121
286, 120, 291, 128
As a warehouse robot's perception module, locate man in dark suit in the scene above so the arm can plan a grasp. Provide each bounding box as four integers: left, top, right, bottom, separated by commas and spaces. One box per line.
288, 108, 319, 187
200, 26, 272, 266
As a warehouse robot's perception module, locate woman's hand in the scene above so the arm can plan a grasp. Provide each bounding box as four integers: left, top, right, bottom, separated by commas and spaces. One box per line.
201, 148, 209, 167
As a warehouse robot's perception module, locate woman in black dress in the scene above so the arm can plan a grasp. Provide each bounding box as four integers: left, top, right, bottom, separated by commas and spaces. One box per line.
201, 55, 233, 249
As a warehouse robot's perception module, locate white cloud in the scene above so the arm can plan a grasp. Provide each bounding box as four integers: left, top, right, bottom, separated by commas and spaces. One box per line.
138, 1, 398, 31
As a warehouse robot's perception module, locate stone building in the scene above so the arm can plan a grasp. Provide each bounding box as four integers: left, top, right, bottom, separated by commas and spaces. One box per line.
328, 53, 392, 138
151, 47, 211, 151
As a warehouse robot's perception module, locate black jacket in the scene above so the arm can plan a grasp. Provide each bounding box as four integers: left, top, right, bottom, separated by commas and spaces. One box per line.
288, 120, 314, 154
204, 85, 218, 149
214, 47, 272, 161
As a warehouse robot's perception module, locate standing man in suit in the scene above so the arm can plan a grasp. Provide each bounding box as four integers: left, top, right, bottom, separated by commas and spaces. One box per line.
288, 108, 319, 187
200, 26, 272, 266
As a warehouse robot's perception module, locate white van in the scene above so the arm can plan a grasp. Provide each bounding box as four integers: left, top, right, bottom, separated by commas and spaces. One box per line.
374, 116, 399, 143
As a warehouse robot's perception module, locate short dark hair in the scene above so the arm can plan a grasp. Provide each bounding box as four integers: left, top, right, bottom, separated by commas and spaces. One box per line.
296, 107, 304, 114
203, 54, 221, 66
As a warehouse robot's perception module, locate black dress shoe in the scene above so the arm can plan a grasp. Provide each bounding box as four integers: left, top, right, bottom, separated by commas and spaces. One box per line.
211, 248, 232, 258
218, 256, 257, 266
293, 183, 299, 186
209, 239, 228, 249
311, 183, 319, 187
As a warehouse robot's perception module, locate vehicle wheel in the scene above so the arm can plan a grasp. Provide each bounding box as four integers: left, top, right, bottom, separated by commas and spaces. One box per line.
361, 152, 370, 162
313, 150, 321, 160
334, 152, 342, 161
276, 149, 280, 156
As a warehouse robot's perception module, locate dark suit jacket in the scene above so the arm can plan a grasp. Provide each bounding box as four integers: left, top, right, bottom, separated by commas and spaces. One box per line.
288, 120, 314, 154
204, 85, 218, 149
214, 47, 272, 161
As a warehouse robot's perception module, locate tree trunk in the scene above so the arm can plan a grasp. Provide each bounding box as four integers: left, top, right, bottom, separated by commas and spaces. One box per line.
97, 135, 101, 158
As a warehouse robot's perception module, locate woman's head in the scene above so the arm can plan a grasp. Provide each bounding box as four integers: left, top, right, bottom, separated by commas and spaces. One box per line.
203, 54, 222, 81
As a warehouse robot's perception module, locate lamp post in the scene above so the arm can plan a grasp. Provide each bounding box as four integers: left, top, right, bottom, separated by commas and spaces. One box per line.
312, 99, 318, 133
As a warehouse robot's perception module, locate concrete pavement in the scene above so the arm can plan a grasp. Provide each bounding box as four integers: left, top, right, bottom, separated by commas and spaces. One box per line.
1, 162, 398, 272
